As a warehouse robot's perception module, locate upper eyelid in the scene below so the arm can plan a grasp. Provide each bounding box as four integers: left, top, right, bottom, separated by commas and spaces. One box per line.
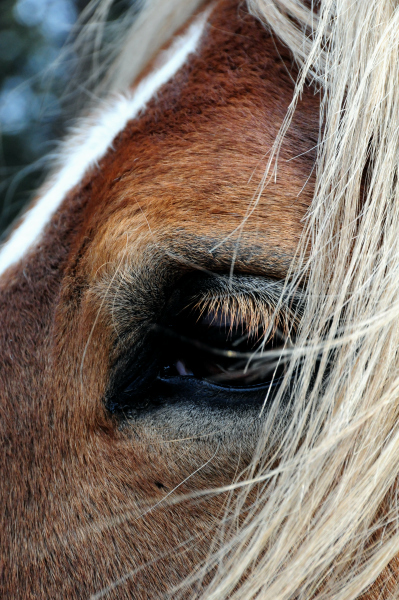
186, 274, 303, 306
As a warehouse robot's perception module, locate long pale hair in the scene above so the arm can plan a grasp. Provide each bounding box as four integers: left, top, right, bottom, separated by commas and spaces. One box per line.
70, 0, 399, 597
201, 1, 399, 597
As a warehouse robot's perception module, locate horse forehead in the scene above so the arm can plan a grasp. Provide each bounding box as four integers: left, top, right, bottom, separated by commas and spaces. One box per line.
74, 0, 318, 277
0, 0, 318, 283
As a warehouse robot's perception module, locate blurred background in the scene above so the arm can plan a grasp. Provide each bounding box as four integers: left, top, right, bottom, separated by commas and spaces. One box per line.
0, 0, 134, 237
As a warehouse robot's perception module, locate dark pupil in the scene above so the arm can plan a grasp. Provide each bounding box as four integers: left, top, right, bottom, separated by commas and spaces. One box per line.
159, 307, 285, 387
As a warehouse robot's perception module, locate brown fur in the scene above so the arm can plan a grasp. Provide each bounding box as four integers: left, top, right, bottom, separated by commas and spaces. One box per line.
0, 2, 324, 597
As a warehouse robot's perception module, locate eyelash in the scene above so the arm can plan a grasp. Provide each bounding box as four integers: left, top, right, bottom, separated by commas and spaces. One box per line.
191, 293, 300, 343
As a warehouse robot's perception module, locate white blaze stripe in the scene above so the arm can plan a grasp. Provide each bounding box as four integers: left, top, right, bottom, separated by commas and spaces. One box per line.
0, 7, 212, 277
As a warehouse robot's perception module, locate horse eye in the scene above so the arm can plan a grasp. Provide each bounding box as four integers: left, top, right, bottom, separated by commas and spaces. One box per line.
158, 305, 290, 388
108, 278, 301, 413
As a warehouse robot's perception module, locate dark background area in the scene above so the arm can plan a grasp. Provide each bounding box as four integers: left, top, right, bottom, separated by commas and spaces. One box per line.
0, 0, 91, 236
0, 0, 135, 237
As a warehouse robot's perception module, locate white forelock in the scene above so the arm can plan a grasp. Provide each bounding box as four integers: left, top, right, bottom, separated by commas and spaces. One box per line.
0, 6, 212, 278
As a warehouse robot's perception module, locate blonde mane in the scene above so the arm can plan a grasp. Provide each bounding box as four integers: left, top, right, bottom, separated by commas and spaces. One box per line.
197, 1, 399, 597
62, 0, 399, 597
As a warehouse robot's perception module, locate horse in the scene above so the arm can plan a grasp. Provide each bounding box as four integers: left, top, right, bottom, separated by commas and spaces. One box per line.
2, 0, 399, 597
